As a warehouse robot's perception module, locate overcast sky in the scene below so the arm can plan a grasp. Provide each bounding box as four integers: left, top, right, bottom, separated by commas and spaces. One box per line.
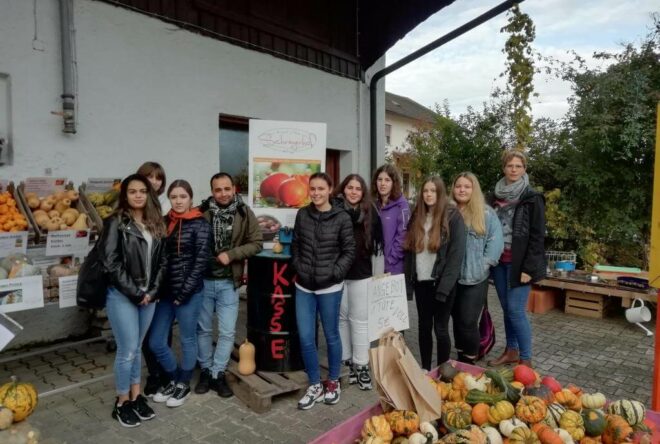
385, 0, 658, 120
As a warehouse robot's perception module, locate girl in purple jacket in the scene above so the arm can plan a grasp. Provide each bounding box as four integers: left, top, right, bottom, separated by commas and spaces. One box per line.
371, 164, 410, 275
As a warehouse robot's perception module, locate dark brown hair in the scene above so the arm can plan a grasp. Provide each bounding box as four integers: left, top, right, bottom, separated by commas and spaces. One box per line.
137, 161, 167, 195
334, 174, 373, 252
210, 172, 234, 187
404, 176, 450, 253
117, 174, 167, 238
309, 172, 334, 191
167, 180, 194, 200
371, 164, 402, 205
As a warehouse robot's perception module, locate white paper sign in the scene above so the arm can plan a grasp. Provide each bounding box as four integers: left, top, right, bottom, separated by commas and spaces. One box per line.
368, 273, 409, 342
0, 313, 23, 351
46, 230, 90, 256
24, 177, 67, 198
0, 275, 45, 313
86, 178, 121, 193
58, 275, 78, 308
0, 232, 28, 258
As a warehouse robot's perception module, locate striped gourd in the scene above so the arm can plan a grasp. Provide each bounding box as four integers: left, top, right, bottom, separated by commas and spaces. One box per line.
542, 403, 567, 428
0, 376, 38, 422
607, 399, 646, 425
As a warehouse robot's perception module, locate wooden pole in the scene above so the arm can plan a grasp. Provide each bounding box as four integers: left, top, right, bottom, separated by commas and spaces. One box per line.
651, 103, 660, 410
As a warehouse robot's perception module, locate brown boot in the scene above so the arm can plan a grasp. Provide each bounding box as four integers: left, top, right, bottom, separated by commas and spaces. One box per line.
486, 348, 519, 367
518, 359, 533, 368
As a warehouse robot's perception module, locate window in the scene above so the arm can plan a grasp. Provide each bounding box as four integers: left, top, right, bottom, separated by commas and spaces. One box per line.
219, 114, 249, 194
385, 123, 392, 145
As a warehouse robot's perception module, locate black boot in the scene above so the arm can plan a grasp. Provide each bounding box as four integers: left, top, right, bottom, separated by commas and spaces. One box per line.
194, 368, 212, 394
215, 372, 233, 398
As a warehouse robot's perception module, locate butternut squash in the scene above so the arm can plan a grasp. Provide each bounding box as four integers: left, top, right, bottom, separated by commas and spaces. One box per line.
238, 339, 256, 375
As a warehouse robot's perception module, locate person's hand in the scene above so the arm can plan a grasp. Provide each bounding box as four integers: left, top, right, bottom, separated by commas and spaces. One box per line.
520, 272, 532, 284
139, 294, 151, 305
217, 252, 230, 265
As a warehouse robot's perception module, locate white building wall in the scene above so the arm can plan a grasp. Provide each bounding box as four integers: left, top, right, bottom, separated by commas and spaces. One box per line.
385, 113, 419, 157
0, 0, 375, 198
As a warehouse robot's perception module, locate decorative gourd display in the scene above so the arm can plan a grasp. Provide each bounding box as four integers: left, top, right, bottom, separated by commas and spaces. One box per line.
438, 361, 459, 382
0, 405, 14, 430
509, 426, 541, 444
559, 409, 585, 441
488, 400, 516, 424
541, 376, 562, 394
601, 414, 633, 444
485, 370, 522, 404
566, 383, 584, 398
0, 377, 38, 422
450, 373, 470, 400
542, 403, 567, 428
530, 423, 564, 444
439, 425, 488, 444
471, 403, 490, 426
481, 425, 504, 444
581, 408, 607, 437
442, 401, 472, 431
498, 367, 515, 383
513, 365, 537, 387
25, 189, 84, 232
384, 410, 420, 436
581, 393, 606, 410
524, 385, 555, 405
607, 399, 645, 426
499, 418, 529, 437
0, 192, 29, 233
465, 389, 506, 405
361, 415, 393, 443
555, 389, 581, 411
515, 396, 548, 424
237, 339, 256, 375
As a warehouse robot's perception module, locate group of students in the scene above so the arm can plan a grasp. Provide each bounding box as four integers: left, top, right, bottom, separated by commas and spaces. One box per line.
94, 149, 545, 427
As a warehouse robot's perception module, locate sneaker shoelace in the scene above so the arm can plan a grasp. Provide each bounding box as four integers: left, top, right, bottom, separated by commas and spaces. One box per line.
172, 384, 188, 398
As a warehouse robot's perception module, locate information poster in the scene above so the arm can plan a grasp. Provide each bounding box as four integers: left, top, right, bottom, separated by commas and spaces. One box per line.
24, 177, 67, 198
248, 120, 326, 241
86, 178, 121, 193
58, 275, 78, 308
0, 275, 45, 313
0, 232, 28, 257
46, 230, 90, 257
367, 273, 409, 342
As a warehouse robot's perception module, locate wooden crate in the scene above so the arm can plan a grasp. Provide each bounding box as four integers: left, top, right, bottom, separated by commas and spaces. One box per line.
565, 290, 613, 318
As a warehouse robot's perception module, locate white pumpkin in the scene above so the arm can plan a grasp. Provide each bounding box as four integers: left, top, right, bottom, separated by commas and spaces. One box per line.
580, 392, 606, 410
499, 418, 528, 437
554, 428, 574, 444
481, 425, 503, 444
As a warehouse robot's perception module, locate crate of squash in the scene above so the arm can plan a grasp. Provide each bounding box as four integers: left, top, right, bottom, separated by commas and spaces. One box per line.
17, 178, 100, 244
0, 182, 36, 244
79, 179, 121, 232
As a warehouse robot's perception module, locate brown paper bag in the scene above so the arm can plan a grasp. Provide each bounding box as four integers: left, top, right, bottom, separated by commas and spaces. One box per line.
396, 346, 443, 422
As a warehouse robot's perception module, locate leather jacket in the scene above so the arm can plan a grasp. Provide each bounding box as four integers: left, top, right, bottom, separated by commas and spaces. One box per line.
97, 215, 167, 305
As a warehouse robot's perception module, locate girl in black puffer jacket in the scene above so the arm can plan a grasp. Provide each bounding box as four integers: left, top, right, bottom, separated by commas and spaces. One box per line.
292, 172, 355, 410
149, 180, 212, 408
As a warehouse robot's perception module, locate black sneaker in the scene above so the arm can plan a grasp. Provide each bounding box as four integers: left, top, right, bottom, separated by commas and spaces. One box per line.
343, 360, 357, 385
144, 375, 160, 397
195, 368, 212, 394
355, 365, 372, 391
112, 400, 141, 428
152, 381, 176, 403
131, 394, 156, 420
166, 383, 191, 408
215, 372, 233, 398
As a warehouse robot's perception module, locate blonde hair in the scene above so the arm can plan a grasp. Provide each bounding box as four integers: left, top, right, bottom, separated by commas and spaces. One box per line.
451, 172, 486, 236
501, 150, 528, 169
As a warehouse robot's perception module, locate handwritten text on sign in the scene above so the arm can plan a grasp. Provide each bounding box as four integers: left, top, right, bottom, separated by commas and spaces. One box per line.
368, 274, 409, 342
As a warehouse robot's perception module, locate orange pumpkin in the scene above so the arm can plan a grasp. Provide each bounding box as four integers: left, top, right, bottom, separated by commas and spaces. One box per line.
434, 380, 452, 400
472, 403, 490, 426
531, 423, 564, 444
580, 437, 603, 444
384, 410, 420, 436
516, 396, 548, 424
555, 389, 581, 411
602, 414, 633, 444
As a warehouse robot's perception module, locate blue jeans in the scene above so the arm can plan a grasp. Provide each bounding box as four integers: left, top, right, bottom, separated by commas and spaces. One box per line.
197, 279, 238, 377
491, 263, 532, 360
149, 292, 202, 384
295, 287, 343, 385
106, 287, 156, 395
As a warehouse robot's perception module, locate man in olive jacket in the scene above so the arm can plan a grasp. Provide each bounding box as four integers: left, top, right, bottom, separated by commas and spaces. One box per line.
195, 173, 263, 398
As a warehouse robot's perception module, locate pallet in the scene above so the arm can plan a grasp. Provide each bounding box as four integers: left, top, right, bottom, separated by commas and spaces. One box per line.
225, 343, 348, 413
565, 290, 613, 318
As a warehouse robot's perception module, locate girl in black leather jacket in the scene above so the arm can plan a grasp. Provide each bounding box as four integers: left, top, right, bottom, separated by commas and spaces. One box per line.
148, 180, 211, 408
98, 174, 167, 428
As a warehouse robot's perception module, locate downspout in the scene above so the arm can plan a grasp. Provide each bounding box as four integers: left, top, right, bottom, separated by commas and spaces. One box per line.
369, 0, 523, 172
59, 0, 76, 134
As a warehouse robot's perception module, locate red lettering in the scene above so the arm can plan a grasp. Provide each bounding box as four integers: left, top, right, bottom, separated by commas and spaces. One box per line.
270, 299, 285, 331
271, 339, 285, 359
273, 262, 289, 287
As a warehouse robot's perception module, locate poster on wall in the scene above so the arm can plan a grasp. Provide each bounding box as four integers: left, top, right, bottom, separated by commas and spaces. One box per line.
248, 120, 327, 240
0, 275, 44, 313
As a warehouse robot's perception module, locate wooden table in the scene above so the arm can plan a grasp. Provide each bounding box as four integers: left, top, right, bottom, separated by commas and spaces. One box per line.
536, 276, 656, 308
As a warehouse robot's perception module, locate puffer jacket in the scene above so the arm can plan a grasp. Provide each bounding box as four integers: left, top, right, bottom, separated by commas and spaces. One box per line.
97, 215, 167, 305
162, 217, 212, 304
292, 204, 356, 291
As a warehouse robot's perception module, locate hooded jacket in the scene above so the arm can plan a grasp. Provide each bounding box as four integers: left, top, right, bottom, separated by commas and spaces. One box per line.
378, 194, 410, 275
292, 203, 356, 291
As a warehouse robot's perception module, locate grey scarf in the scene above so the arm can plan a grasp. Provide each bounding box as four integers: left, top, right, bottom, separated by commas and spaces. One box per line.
209, 195, 240, 254
494, 173, 529, 248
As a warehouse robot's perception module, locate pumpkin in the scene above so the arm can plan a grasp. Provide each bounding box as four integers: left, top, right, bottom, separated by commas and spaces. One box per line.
472, 403, 490, 426
541, 377, 562, 394
0, 377, 38, 422
554, 428, 573, 444
488, 400, 516, 424
579, 437, 602, 444
513, 365, 537, 387
510, 427, 541, 444
465, 374, 490, 392
440, 425, 488, 444
391, 437, 410, 444
607, 400, 646, 426
531, 423, 564, 444
482, 425, 504, 444
602, 414, 633, 444
385, 410, 420, 436
566, 383, 584, 398
451, 372, 470, 399
542, 404, 567, 428
582, 408, 607, 437
500, 418, 529, 437
237, 339, 256, 375
581, 393, 606, 410
498, 368, 515, 383
361, 415, 393, 442
434, 381, 452, 400
439, 361, 459, 382
516, 396, 548, 424
0, 405, 13, 430
442, 401, 472, 431
408, 432, 431, 444
555, 389, 581, 411
559, 409, 585, 441
525, 385, 555, 405
486, 370, 522, 405
419, 421, 439, 442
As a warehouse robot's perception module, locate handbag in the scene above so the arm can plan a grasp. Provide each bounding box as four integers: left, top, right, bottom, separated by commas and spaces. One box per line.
76, 242, 108, 309
478, 303, 496, 359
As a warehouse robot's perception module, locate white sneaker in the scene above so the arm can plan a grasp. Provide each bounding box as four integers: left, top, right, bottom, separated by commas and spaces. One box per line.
152, 381, 176, 403
323, 380, 341, 405
166, 383, 191, 408
297, 383, 324, 410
